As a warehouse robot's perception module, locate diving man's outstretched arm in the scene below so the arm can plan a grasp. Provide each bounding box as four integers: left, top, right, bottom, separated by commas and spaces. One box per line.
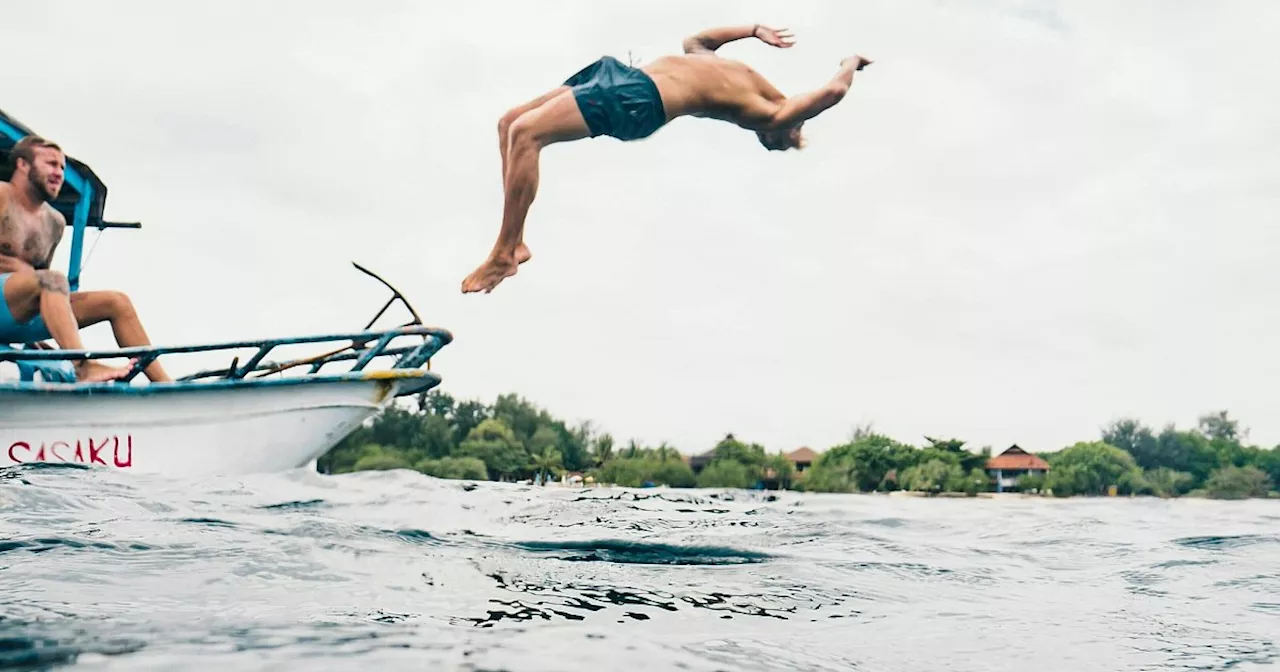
681, 24, 795, 55
764, 56, 873, 130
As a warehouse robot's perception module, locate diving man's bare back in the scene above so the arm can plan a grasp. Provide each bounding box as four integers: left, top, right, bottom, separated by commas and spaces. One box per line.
641, 53, 792, 124
462, 24, 871, 294
641, 49, 865, 136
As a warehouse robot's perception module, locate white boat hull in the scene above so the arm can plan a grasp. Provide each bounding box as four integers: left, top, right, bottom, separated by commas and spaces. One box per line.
3, 106, 454, 479
0, 378, 399, 476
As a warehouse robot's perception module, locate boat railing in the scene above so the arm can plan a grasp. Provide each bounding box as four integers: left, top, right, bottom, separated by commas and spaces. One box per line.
0, 324, 453, 389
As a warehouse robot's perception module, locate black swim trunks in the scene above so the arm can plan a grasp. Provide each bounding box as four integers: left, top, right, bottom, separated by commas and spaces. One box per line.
563, 56, 668, 141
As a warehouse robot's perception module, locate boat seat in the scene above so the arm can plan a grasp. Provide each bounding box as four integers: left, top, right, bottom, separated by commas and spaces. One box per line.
0, 344, 78, 383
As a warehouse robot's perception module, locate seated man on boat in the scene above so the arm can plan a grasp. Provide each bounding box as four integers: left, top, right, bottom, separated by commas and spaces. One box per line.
461, 24, 872, 294
0, 135, 172, 383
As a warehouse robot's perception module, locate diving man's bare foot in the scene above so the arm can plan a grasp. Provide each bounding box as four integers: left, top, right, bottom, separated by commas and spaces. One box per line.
75, 359, 136, 383
461, 252, 520, 294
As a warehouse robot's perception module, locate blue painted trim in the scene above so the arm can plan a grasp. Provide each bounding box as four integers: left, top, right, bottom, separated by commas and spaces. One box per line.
1, 326, 452, 363
64, 168, 91, 291
353, 331, 398, 371
2, 325, 453, 398
0, 370, 443, 397
0, 117, 25, 143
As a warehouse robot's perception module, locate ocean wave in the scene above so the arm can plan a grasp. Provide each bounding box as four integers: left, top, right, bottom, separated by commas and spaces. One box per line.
1, 465, 1276, 671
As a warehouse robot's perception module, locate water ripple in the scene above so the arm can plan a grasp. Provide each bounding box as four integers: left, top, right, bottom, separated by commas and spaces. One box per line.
0, 466, 1276, 670
1174, 534, 1280, 550
508, 539, 770, 565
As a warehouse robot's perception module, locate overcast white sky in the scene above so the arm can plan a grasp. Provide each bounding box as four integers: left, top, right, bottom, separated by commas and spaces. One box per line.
3, 0, 1277, 454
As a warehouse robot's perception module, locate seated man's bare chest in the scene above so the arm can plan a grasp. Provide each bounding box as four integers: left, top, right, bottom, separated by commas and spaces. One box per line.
0, 203, 56, 268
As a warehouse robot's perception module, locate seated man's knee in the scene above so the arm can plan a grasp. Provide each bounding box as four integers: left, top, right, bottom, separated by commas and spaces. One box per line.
106, 290, 136, 317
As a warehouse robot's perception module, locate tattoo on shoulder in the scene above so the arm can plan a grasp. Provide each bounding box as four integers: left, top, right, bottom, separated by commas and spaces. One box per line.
35, 270, 70, 295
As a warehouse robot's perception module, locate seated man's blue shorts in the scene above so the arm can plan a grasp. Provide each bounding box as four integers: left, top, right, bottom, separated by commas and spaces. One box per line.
563, 56, 669, 142
0, 273, 52, 344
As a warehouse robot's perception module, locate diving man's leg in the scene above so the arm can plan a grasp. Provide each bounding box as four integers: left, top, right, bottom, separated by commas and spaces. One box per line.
498, 86, 572, 268
463, 90, 592, 294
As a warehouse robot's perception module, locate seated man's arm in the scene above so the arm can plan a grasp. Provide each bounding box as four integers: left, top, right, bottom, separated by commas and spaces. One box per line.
0, 255, 33, 274
765, 57, 860, 129
35, 208, 65, 271
682, 24, 793, 55
26, 209, 68, 297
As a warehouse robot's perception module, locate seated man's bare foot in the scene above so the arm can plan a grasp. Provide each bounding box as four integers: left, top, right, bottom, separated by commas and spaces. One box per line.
515, 243, 532, 265
75, 359, 135, 383
461, 254, 519, 294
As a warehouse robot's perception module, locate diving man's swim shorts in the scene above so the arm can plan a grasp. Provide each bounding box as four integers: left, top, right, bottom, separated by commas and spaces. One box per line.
563, 56, 668, 141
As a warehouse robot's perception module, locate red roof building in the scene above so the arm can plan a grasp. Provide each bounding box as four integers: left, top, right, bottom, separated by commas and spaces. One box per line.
785, 447, 818, 473
987, 445, 1050, 471
986, 445, 1050, 493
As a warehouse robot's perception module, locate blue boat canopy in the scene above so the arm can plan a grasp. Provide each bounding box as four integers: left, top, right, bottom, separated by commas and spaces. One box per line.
0, 106, 138, 291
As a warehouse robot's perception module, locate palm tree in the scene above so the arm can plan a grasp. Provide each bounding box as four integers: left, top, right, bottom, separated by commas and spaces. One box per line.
624, 439, 644, 459
592, 433, 615, 467
530, 446, 563, 486
654, 442, 681, 462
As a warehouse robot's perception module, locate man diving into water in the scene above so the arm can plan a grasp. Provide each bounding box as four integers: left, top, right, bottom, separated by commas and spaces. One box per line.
461, 23, 871, 294
0, 135, 172, 383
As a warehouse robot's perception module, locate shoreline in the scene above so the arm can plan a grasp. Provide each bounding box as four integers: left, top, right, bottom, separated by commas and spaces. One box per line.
523, 479, 1279, 501
319, 395, 1279, 502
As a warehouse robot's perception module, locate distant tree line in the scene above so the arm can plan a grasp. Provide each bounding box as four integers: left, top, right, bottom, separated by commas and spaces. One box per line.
316, 392, 1279, 500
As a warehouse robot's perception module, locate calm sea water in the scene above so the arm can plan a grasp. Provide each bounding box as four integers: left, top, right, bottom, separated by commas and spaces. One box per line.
1, 464, 1277, 671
